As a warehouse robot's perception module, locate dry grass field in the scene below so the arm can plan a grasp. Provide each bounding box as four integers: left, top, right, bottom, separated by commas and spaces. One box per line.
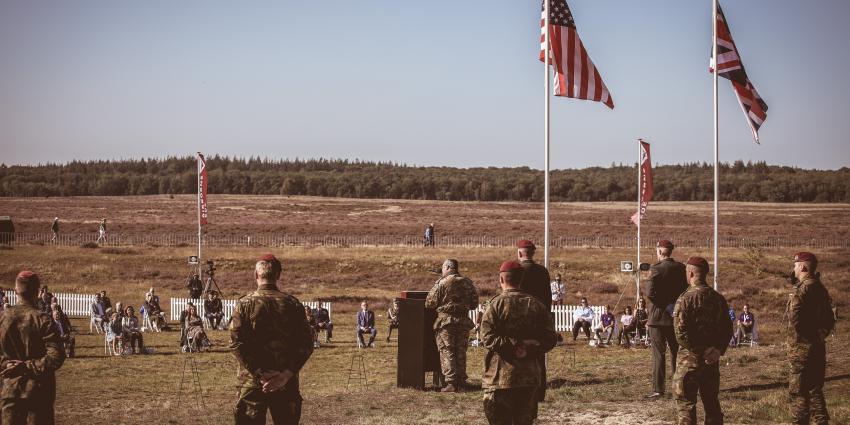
0, 196, 848, 424
0, 244, 848, 424
4, 195, 850, 240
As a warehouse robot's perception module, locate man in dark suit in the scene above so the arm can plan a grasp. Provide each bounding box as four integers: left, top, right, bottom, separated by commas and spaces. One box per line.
646, 239, 688, 399
356, 301, 377, 348
516, 239, 552, 414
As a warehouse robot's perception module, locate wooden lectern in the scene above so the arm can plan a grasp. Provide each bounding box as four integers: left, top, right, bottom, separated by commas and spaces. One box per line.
396, 291, 442, 390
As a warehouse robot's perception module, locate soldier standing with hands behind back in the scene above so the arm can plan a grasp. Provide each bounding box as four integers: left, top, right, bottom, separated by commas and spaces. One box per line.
0, 271, 66, 425
646, 239, 688, 399
230, 254, 314, 425
425, 259, 478, 392
671, 257, 733, 425
481, 261, 558, 425
787, 252, 834, 425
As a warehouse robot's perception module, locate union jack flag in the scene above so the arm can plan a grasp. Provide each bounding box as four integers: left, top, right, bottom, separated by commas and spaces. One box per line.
540, 0, 614, 109
713, 3, 768, 143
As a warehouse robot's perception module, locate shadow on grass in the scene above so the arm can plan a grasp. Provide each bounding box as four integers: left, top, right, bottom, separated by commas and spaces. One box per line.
722, 373, 850, 394
547, 376, 611, 389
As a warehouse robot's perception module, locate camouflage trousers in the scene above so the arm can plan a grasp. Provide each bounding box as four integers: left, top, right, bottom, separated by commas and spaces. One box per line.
436, 324, 470, 385
1, 397, 56, 425
789, 343, 829, 425
672, 351, 723, 425
483, 387, 537, 425
234, 385, 302, 425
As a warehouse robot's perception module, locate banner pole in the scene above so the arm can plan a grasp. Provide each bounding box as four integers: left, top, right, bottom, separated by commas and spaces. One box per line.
712, 0, 720, 291
636, 139, 642, 300
543, 0, 551, 269
197, 152, 203, 279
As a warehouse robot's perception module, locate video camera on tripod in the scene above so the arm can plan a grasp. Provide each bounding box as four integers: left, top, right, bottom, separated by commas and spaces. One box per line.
205, 260, 216, 277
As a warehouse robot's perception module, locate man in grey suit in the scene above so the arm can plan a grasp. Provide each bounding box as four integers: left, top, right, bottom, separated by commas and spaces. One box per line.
90, 293, 106, 330
646, 239, 688, 399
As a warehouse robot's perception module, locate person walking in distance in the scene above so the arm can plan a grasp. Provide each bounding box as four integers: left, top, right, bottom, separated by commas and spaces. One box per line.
787, 252, 835, 425
480, 261, 558, 425
425, 259, 478, 392
50, 217, 59, 243
646, 239, 688, 399
515, 240, 552, 410
0, 271, 66, 424
230, 254, 314, 425
96, 218, 107, 244
671, 257, 733, 424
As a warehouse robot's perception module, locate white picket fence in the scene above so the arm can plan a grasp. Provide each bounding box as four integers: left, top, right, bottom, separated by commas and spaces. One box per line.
169, 297, 332, 323
3, 291, 95, 317
468, 304, 604, 333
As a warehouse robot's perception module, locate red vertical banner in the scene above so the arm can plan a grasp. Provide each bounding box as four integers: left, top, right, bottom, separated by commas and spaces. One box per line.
199, 153, 209, 225
631, 141, 653, 225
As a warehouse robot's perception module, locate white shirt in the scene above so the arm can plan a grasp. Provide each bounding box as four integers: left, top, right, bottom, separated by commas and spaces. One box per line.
550, 281, 565, 300
621, 314, 635, 327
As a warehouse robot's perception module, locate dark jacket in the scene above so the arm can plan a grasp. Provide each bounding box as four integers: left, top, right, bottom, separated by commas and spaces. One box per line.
647, 258, 687, 327
518, 260, 552, 311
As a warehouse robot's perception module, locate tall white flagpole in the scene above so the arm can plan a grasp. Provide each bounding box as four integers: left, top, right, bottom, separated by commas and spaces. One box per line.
197, 152, 203, 279
712, 0, 719, 291
544, 0, 551, 269
636, 139, 642, 300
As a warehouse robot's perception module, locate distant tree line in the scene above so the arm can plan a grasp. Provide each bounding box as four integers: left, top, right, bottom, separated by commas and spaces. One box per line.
1, 157, 848, 202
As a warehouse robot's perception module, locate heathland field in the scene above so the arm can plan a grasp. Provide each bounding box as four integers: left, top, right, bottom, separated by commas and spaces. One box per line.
0, 196, 848, 424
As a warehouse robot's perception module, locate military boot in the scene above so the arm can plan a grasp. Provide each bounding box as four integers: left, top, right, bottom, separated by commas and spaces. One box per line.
441, 383, 458, 393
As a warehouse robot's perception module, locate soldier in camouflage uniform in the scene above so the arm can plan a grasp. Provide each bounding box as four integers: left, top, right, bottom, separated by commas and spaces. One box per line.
425, 258, 478, 392
230, 254, 314, 425
787, 252, 834, 425
515, 239, 552, 408
0, 271, 66, 425
481, 261, 558, 425
671, 257, 733, 425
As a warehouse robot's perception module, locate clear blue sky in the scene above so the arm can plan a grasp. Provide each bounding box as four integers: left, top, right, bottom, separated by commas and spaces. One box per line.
1, 1, 848, 169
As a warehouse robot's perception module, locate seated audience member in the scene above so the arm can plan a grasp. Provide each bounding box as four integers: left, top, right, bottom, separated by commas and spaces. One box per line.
143, 292, 167, 332
313, 301, 333, 342
356, 301, 377, 348
735, 304, 757, 345
114, 302, 125, 320
594, 305, 615, 345
147, 287, 161, 305
572, 297, 594, 341
386, 299, 400, 342
91, 293, 107, 329
203, 291, 224, 330
38, 286, 54, 313
306, 306, 319, 347
551, 274, 566, 306
634, 297, 649, 343
108, 311, 127, 356
52, 310, 75, 358
122, 306, 145, 354
728, 304, 738, 347
100, 290, 112, 311
0, 291, 6, 314
618, 306, 637, 347
184, 305, 210, 352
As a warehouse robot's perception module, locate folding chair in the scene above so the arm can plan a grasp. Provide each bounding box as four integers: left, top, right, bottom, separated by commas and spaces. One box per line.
90, 314, 103, 334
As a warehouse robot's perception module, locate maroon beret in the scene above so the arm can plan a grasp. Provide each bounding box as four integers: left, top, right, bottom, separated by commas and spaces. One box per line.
686, 257, 709, 272
657, 240, 674, 249
16, 270, 40, 285
258, 253, 279, 263
516, 239, 536, 249
794, 252, 817, 264
499, 260, 523, 273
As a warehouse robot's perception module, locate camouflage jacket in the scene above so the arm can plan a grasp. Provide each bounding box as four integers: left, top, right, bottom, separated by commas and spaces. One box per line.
672, 282, 733, 358
229, 284, 314, 393
480, 289, 558, 389
786, 276, 834, 348
0, 300, 66, 399
425, 273, 478, 330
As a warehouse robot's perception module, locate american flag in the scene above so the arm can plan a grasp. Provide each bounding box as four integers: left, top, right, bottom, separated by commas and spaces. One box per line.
540, 0, 614, 109
713, 3, 768, 143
